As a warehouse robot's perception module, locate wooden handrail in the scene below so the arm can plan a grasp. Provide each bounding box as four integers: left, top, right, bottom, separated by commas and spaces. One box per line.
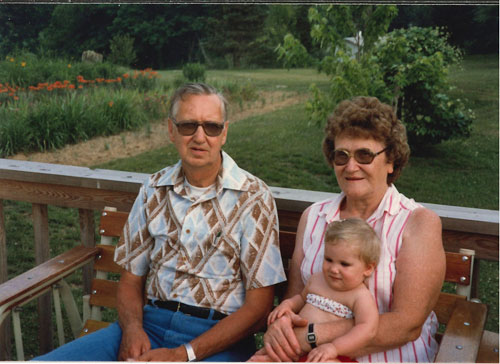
0, 159, 497, 235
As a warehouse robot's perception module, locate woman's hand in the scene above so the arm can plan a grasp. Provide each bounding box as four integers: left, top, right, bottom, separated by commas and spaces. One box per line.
262, 311, 308, 362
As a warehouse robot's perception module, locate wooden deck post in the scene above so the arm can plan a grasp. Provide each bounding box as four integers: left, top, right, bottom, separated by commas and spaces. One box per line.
32, 203, 53, 355
79, 208, 95, 295
0, 200, 12, 360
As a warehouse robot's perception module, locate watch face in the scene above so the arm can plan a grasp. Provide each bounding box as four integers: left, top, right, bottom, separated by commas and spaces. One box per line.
307, 333, 316, 343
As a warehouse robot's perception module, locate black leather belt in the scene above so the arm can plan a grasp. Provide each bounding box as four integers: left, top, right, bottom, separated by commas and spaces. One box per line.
147, 299, 227, 320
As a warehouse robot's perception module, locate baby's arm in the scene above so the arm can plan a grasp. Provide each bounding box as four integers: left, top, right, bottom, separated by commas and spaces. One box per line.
308, 288, 379, 361
267, 293, 306, 325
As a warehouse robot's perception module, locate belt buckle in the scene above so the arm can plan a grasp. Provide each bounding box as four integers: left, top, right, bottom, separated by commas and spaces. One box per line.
176, 301, 181, 312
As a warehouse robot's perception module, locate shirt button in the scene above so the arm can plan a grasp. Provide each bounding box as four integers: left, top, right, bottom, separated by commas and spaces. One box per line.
173, 293, 178, 298
186, 229, 191, 234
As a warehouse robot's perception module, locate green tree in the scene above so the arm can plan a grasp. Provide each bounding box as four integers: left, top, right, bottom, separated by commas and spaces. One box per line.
373, 26, 474, 147
0, 5, 55, 56
40, 5, 118, 59
204, 5, 269, 68
391, 5, 498, 54
108, 34, 137, 67
279, 5, 397, 125
110, 5, 209, 68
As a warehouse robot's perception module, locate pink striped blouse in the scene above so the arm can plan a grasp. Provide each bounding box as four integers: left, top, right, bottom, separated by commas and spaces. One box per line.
300, 185, 439, 362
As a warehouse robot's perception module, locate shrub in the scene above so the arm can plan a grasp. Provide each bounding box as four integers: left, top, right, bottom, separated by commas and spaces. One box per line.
275, 33, 313, 69
373, 27, 474, 147
182, 63, 206, 82
108, 34, 137, 67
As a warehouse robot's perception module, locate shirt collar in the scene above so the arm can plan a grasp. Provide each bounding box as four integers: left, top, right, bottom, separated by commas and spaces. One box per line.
150, 150, 251, 195
324, 184, 401, 223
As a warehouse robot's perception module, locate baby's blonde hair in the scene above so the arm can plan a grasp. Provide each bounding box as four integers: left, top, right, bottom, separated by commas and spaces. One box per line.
325, 218, 381, 266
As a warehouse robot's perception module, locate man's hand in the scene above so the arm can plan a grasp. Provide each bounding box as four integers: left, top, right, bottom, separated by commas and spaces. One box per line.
135, 346, 187, 362
117, 326, 151, 361
263, 311, 308, 362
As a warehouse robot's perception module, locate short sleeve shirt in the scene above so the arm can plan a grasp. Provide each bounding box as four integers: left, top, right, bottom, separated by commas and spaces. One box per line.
114, 151, 286, 314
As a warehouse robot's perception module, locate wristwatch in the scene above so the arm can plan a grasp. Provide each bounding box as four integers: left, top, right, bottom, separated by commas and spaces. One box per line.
184, 342, 197, 362
306, 323, 317, 349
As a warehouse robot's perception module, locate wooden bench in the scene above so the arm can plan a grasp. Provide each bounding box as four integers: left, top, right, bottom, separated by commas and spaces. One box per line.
0, 208, 498, 362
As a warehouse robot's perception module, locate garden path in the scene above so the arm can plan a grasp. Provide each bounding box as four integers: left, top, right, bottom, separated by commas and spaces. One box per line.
9, 91, 307, 167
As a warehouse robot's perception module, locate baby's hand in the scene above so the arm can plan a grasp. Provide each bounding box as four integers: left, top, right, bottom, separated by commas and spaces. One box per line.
306, 343, 338, 362
267, 304, 292, 325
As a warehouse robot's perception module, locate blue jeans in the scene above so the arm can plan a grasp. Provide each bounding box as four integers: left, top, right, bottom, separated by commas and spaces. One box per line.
33, 305, 255, 361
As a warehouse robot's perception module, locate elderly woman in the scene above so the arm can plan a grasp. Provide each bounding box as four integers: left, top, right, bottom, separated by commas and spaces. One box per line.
259, 97, 446, 362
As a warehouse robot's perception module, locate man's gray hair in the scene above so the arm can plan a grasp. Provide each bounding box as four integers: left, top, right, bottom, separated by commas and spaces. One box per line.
169, 83, 228, 121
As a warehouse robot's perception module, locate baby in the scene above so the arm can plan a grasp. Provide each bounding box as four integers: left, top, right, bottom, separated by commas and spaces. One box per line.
251, 218, 380, 362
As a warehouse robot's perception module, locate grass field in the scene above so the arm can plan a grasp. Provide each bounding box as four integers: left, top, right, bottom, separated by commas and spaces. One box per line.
3, 55, 498, 359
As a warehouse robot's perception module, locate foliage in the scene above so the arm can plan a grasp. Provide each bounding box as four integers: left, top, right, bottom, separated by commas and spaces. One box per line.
0, 88, 151, 156
203, 5, 269, 68
308, 5, 397, 58
0, 4, 497, 69
391, 5, 499, 55
0, 5, 55, 56
0, 59, 167, 157
39, 5, 119, 59
276, 6, 474, 148
275, 34, 313, 69
182, 62, 206, 82
373, 26, 474, 146
121, 69, 161, 92
108, 34, 137, 67
277, 5, 396, 125
0, 51, 122, 89
306, 52, 391, 126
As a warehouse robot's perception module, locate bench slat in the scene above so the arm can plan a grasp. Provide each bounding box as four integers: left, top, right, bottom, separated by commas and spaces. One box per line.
99, 210, 128, 238
89, 279, 119, 309
476, 330, 500, 363
94, 245, 123, 274
445, 252, 472, 285
78, 319, 111, 338
434, 292, 467, 324
435, 299, 488, 363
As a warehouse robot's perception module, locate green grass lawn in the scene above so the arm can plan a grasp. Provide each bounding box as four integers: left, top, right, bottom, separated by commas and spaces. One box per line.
4, 55, 498, 359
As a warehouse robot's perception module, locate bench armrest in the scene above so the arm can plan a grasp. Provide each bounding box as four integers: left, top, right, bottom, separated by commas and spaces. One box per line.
434, 299, 488, 362
0, 245, 99, 325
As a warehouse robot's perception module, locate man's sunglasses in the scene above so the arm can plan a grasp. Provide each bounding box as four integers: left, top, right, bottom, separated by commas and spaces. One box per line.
171, 117, 225, 137
333, 147, 388, 166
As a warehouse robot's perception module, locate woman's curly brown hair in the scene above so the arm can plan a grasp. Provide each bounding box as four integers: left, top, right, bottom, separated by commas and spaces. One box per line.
322, 96, 410, 185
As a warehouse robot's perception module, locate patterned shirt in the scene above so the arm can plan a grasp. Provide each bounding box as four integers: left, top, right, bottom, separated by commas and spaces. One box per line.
114, 151, 286, 314
300, 185, 439, 362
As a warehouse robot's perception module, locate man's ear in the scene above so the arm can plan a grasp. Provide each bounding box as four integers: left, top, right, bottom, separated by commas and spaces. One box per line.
221, 122, 229, 146
168, 118, 175, 143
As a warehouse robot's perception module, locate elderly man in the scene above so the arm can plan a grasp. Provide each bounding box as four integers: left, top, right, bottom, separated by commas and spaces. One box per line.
35, 83, 286, 362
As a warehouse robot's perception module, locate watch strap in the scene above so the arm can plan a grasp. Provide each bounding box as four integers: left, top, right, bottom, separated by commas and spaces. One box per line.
307, 322, 317, 349
184, 342, 197, 362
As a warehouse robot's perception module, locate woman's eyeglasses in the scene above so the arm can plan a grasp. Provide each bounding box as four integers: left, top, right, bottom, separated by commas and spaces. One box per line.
171, 117, 225, 137
333, 147, 388, 166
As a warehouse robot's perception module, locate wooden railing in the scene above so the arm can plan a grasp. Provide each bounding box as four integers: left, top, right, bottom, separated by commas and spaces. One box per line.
0, 158, 498, 359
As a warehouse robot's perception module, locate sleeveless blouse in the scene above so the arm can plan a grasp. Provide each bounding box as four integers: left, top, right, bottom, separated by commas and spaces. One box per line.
300, 185, 439, 362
